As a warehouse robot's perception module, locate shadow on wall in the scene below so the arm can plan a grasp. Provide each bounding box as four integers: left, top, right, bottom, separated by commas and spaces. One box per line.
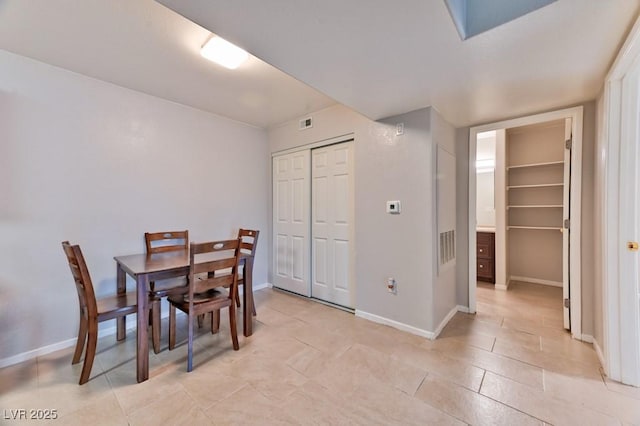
0, 281, 43, 361
0, 90, 18, 222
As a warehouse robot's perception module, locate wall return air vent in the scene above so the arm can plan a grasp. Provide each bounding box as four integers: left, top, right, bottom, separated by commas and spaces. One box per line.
299, 117, 313, 130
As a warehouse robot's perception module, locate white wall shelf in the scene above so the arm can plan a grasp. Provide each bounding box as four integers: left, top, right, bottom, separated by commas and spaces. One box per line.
507, 160, 564, 170
507, 204, 563, 209
507, 183, 563, 189
507, 225, 562, 231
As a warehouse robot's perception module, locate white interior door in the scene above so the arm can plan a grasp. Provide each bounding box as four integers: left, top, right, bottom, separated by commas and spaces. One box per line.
311, 141, 355, 308
617, 54, 640, 385
563, 118, 572, 330
272, 151, 310, 296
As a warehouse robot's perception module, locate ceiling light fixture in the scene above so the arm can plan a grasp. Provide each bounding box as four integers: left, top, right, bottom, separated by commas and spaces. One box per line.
200, 36, 249, 69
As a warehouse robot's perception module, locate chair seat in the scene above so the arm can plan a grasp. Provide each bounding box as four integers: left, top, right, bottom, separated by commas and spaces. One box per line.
208, 271, 245, 281
168, 288, 230, 309
96, 292, 138, 321
149, 277, 188, 298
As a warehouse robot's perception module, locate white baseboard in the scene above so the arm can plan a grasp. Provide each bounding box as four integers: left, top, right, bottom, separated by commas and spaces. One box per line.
495, 281, 509, 291
592, 337, 607, 371
0, 282, 272, 369
510, 275, 562, 288
580, 334, 594, 343
252, 282, 272, 291
0, 338, 77, 369
355, 310, 434, 339
456, 305, 471, 314
432, 306, 459, 339
355, 305, 464, 341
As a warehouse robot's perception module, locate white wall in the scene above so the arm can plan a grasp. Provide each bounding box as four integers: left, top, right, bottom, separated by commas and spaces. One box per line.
376, 108, 435, 332
432, 109, 457, 331
476, 132, 496, 228
268, 104, 457, 336
455, 128, 470, 307
594, 93, 605, 349
476, 172, 495, 227
581, 101, 597, 337
0, 50, 270, 362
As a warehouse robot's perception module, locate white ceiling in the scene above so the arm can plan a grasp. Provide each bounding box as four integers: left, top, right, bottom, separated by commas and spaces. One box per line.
157, 0, 639, 127
1, 1, 638, 129
0, 0, 335, 128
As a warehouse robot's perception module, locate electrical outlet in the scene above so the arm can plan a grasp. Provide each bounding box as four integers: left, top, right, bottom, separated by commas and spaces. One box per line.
387, 277, 397, 294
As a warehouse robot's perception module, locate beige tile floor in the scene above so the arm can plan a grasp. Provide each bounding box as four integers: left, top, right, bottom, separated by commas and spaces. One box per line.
2, 281, 640, 425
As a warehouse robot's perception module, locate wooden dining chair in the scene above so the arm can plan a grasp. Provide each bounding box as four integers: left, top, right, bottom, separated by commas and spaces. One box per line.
62, 241, 159, 385
167, 239, 241, 372
235, 229, 260, 316
144, 230, 189, 353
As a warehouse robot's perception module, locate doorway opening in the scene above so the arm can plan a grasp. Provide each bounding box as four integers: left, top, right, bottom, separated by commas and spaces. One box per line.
468, 107, 583, 339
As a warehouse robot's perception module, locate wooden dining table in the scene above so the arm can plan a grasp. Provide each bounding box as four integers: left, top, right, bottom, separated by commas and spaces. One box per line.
114, 249, 254, 383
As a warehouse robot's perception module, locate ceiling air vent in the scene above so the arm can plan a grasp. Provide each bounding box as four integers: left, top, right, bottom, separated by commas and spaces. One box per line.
299, 117, 313, 130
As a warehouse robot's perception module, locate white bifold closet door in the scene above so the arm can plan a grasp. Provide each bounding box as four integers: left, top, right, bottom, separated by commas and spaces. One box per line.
272, 151, 311, 296
311, 141, 355, 308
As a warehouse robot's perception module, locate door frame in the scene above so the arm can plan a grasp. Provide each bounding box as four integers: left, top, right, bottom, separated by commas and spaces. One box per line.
601, 16, 640, 386
468, 106, 583, 340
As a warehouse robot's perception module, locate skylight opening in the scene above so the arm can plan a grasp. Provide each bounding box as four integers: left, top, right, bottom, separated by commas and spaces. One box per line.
444, 0, 557, 40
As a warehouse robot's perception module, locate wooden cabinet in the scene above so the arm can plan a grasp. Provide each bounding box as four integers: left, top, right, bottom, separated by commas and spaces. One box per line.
477, 231, 495, 283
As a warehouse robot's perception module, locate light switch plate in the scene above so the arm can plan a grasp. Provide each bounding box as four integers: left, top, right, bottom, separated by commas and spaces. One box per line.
386, 200, 401, 214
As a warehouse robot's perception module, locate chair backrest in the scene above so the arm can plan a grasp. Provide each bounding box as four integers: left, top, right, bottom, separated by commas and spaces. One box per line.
145, 230, 189, 254
189, 239, 241, 302
238, 229, 259, 256
62, 241, 97, 319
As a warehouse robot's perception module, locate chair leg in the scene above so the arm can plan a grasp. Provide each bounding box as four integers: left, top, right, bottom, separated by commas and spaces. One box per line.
229, 306, 239, 351
235, 290, 241, 308
72, 312, 88, 365
197, 314, 204, 328
151, 300, 161, 354
187, 311, 194, 372
211, 310, 220, 333
251, 297, 257, 316
79, 324, 97, 385
168, 303, 176, 350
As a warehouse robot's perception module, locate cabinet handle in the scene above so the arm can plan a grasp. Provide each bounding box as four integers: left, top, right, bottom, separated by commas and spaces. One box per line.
479, 249, 484, 253
479, 264, 484, 268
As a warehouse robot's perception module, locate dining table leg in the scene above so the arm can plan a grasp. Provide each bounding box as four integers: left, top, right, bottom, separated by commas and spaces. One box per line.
243, 257, 254, 337
136, 274, 149, 383
116, 265, 126, 341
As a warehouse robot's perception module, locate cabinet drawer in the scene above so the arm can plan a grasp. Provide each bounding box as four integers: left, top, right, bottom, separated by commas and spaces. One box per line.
477, 242, 493, 259
477, 232, 494, 244
477, 259, 494, 281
